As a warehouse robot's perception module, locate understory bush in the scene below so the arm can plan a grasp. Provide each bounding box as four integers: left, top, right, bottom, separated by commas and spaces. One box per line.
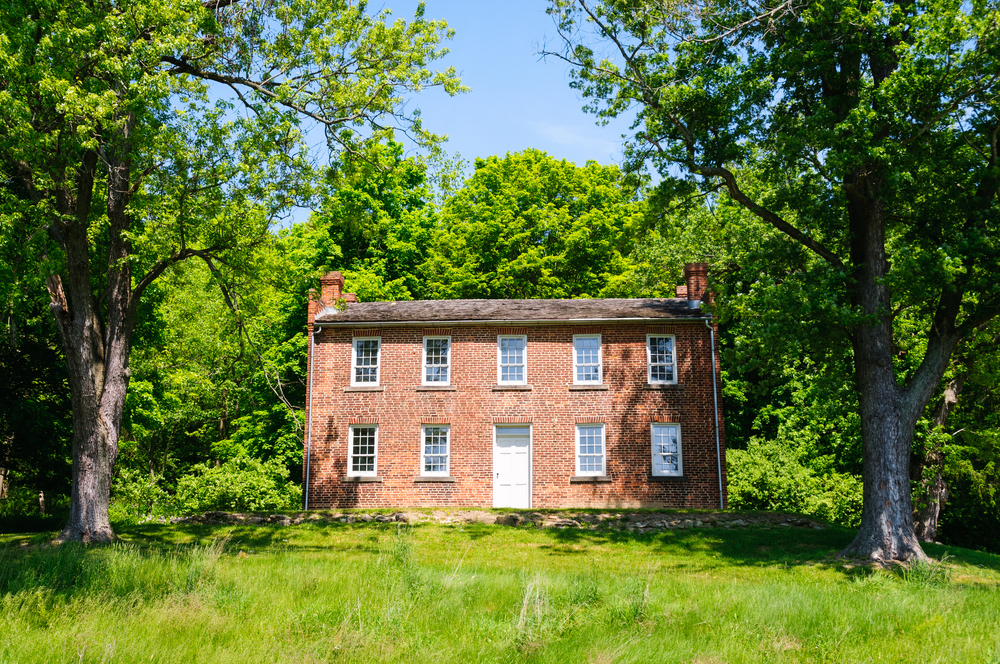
175, 457, 302, 513
109, 468, 179, 525
727, 440, 863, 527
0, 484, 70, 532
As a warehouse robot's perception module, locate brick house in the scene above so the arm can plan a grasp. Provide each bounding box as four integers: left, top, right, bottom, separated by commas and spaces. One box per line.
303, 264, 726, 509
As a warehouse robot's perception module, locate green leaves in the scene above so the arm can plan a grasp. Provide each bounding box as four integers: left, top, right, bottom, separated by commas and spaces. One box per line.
418, 150, 644, 300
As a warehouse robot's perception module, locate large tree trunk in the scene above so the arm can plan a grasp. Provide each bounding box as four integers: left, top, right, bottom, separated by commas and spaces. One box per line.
48, 135, 138, 543
839, 179, 929, 562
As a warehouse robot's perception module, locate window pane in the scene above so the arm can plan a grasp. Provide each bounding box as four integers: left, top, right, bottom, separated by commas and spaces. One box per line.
425, 338, 449, 382
648, 336, 675, 382
351, 427, 377, 472
502, 365, 524, 382
574, 336, 601, 382
578, 425, 604, 473
650, 364, 674, 382
423, 427, 449, 473
355, 340, 380, 383
499, 336, 525, 382
575, 336, 600, 362
653, 425, 680, 475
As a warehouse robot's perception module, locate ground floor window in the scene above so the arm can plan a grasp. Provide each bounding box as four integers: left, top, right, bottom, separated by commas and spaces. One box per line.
348, 425, 378, 476
651, 424, 682, 476
422, 425, 450, 475
576, 424, 605, 476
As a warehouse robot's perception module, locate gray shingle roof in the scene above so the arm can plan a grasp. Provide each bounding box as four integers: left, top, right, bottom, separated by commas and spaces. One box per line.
313, 298, 705, 325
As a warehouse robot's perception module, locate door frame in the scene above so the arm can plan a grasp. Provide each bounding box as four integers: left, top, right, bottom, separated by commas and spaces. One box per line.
492, 424, 533, 508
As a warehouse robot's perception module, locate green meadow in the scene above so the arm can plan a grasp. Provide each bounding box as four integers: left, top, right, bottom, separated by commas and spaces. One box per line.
2, 514, 998, 663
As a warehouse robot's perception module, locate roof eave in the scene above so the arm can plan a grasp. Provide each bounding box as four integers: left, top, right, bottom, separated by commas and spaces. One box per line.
313, 315, 712, 328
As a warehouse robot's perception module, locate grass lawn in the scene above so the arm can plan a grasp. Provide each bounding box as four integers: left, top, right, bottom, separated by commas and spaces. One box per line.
1, 513, 998, 663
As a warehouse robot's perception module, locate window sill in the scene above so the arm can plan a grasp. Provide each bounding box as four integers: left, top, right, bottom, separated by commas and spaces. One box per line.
414, 476, 457, 483
342, 476, 383, 483
648, 474, 685, 482
492, 384, 532, 391
643, 383, 683, 391
345, 385, 384, 392
570, 475, 613, 484
568, 384, 609, 391
416, 385, 457, 391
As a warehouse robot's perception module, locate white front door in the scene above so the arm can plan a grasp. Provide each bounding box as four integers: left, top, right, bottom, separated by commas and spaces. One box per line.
493, 426, 531, 508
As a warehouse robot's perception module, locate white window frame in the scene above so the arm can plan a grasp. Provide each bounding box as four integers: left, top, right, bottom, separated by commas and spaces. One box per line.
350, 336, 381, 386
572, 334, 603, 384
347, 424, 379, 477
651, 423, 683, 477
646, 334, 678, 385
575, 423, 606, 476
496, 334, 528, 385
422, 336, 452, 386
420, 424, 450, 476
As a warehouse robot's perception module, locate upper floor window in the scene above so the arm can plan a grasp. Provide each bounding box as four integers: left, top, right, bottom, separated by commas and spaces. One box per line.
423, 336, 451, 385
573, 334, 602, 384
646, 335, 677, 384
422, 425, 450, 476
348, 425, 378, 477
497, 335, 527, 384
576, 424, 606, 476
352, 337, 381, 385
651, 423, 682, 476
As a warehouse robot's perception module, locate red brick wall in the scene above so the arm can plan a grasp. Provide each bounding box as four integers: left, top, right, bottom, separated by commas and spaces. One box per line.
303, 321, 727, 509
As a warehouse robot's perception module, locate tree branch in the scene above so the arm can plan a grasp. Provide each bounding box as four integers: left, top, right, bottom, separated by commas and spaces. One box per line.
131, 245, 227, 304
696, 165, 844, 267
161, 56, 374, 128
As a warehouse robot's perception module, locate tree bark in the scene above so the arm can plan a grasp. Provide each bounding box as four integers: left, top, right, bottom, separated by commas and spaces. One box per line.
48, 135, 139, 543
913, 474, 947, 542
911, 352, 974, 541
838, 177, 929, 562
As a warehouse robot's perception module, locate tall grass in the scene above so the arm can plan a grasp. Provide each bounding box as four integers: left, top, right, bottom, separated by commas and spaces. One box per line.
0, 520, 998, 663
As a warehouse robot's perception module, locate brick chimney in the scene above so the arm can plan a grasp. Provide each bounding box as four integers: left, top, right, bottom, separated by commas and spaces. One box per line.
308, 271, 356, 325
321, 271, 344, 301
683, 263, 709, 308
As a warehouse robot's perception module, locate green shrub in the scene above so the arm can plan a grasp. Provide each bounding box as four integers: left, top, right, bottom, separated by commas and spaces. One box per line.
109, 468, 178, 525
0, 485, 46, 518
175, 457, 302, 513
727, 441, 819, 513
814, 472, 864, 528
727, 440, 863, 527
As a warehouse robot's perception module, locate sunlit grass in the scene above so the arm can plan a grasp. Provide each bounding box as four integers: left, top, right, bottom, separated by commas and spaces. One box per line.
1, 516, 998, 663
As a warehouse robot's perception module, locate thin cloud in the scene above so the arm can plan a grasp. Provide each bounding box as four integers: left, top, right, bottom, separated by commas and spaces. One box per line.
532, 123, 621, 162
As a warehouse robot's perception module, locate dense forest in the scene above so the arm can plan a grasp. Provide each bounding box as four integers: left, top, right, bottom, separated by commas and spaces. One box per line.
2, 145, 997, 551
1, 0, 998, 556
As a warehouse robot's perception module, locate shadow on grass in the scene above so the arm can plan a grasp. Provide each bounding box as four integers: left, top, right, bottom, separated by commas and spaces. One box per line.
99, 517, 1000, 572
6, 516, 998, 593
121, 518, 1000, 575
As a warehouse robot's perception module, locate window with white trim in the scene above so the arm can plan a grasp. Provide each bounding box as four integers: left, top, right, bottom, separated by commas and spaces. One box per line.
646, 335, 677, 384
348, 425, 378, 476
421, 425, 450, 476
573, 334, 602, 384
351, 337, 381, 385
497, 335, 527, 384
651, 423, 682, 476
575, 424, 605, 476
423, 336, 451, 385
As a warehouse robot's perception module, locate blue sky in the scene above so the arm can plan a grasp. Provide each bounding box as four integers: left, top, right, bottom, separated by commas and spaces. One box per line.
386, 1, 635, 167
